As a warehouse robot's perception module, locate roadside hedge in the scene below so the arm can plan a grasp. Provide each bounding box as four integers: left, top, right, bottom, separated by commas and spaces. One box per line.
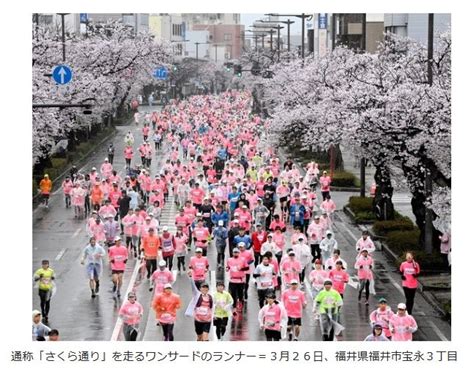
373, 217, 415, 235
348, 196, 373, 213
332, 170, 356, 187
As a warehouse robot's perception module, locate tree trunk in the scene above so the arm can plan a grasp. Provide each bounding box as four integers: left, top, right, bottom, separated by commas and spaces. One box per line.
373, 162, 395, 220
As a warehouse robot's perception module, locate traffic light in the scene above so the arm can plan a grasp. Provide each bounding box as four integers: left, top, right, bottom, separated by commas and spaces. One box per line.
234, 64, 242, 77
251, 62, 261, 76
224, 62, 233, 72
172, 64, 178, 72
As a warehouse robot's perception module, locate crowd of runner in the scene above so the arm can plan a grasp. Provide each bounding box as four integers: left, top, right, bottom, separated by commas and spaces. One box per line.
34, 90, 420, 342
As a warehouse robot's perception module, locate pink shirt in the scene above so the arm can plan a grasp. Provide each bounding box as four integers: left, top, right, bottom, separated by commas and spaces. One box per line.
194, 295, 213, 322
189, 256, 209, 281
119, 301, 143, 325
259, 303, 286, 331
282, 289, 306, 318
280, 259, 301, 285
370, 307, 394, 338
356, 237, 376, 253
389, 314, 418, 341
320, 176, 331, 192
227, 257, 246, 283
329, 269, 350, 294
151, 269, 174, 295
354, 255, 374, 280
309, 269, 329, 290
400, 261, 420, 289
108, 245, 128, 271
193, 226, 210, 248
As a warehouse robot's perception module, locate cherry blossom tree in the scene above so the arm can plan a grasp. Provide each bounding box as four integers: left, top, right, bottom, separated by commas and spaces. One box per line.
32, 21, 172, 164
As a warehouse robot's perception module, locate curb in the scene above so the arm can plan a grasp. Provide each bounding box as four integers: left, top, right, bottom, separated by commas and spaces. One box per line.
33, 127, 118, 208
344, 208, 450, 319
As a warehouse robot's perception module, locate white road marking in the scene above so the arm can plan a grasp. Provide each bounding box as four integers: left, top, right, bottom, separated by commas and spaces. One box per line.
110, 259, 143, 341
55, 248, 67, 261
71, 228, 81, 238
385, 274, 405, 295
428, 320, 448, 341
348, 275, 359, 289
210, 270, 217, 341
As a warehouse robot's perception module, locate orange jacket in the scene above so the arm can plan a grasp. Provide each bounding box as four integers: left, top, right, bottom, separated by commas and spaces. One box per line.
90, 186, 103, 204
39, 179, 52, 194
141, 234, 161, 258
152, 292, 181, 323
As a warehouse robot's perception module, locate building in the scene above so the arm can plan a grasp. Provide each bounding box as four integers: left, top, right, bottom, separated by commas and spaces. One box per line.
181, 13, 240, 26
149, 14, 186, 57
384, 14, 451, 44
185, 30, 211, 59
192, 24, 244, 61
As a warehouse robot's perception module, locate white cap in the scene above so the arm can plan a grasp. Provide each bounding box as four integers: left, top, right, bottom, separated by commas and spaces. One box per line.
164, 283, 173, 289
242, 205, 248, 209
92, 167, 96, 171
290, 279, 299, 284
195, 248, 203, 253
326, 230, 332, 235
114, 236, 122, 241
104, 158, 108, 161
238, 242, 246, 248
397, 303, 407, 310
218, 220, 224, 226
162, 226, 169, 232
32, 309, 41, 318
158, 260, 166, 267
233, 219, 239, 224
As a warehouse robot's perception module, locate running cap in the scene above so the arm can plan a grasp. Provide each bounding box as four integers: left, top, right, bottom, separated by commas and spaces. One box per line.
378, 297, 387, 303
195, 248, 203, 253
256, 223, 262, 227
314, 215, 320, 219
242, 205, 248, 209
218, 220, 224, 226
114, 236, 122, 241
232, 248, 240, 253
32, 310, 42, 318
162, 226, 169, 232
146, 216, 151, 220
323, 279, 333, 285
128, 292, 136, 298
238, 242, 246, 248
397, 303, 407, 310
373, 322, 383, 328
265, 292, 276, 299
104, 158, 108, 161
164, 283, 173, 289
267, 233, 273, 238
290, 279, 299, 284
158, 260, 166, 267
233, 219, 239, 224
200, 283, 209, 289
288, 251, 296, 256
92, 167, 96, 171
326, 230, 332, 235
298, 236, 304, 240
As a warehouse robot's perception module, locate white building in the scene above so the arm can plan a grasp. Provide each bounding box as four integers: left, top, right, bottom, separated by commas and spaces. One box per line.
384, 14, 451, 44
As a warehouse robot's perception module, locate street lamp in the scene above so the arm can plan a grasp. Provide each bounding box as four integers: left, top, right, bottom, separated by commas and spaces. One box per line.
266, 13, 313, 59
255, 20, 285, 61
57, 13, 69, 62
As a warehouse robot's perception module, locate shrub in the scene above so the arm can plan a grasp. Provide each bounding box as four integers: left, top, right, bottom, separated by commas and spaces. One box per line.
384, 230, 421, 255
50, 157, 67, 169
332, 170, 356, 187
354, 211, 377, 223
373, 218, 415, 236
348, 196, 373, 213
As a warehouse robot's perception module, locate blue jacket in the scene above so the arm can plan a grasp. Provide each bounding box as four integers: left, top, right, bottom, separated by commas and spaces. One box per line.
211, 211, 229, 228
289, 204, 306, 225
233, 234, 252, 249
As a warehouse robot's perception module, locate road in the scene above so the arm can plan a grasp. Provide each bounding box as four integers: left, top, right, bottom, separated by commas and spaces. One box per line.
32, 106, 451, 341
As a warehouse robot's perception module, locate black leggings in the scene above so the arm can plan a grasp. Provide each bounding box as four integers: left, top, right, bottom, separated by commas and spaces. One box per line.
358, 279, 370, 300
403, 287, 417, 315
164, 255, 174, 270
39, 289, 51, 317
146, 259, 157, 279
310, 243, 321, 262
161, 323, 175, 341
265, 329, 281, 341
177, 256, 185, 271
228, 282, 244, 308
214, 317, 229, 339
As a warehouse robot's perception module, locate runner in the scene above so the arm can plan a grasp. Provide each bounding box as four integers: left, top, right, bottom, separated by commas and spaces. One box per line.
39, 174, 52, 208
389, 303, 418, 341
61, 176, 73, 208
160, 226, 176, 270
364, 322, 389, 341
150, 260, 175, 294
108, 236, 128, 297
355, 230, 376, 254
313, 279, 344, 341
212, 220, 228, 270
152, 284, 182, 341
309, 259, 329, 299
80, 237, 106, 298
212, 281, 234, 341
188, 248, 209, 289
33, 260, 55, 323
281, 279, 307, 341
258, 291, 288, 341
186, 282, 213, 341
226, 247, 248, 314
253, 253, 277, 308
32, 310, 51, 341
140, 227, 161, 288
354, 249, 375, 305
369, 297, 394, 340
399, 252, 421, 315
119, 292, 144, 341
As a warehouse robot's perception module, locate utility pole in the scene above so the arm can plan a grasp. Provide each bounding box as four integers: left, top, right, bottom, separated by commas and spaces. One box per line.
425, 13, 435, 254
269, 29, 275, 52
360, 13, 367, 197
57, 13, 69, 62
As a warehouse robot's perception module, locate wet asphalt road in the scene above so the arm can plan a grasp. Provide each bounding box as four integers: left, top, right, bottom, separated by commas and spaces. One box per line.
32, 106, 451, 341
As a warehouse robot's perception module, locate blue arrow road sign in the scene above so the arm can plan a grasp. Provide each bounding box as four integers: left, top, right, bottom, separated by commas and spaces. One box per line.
153, 67, 168, 80
80, 13, 88, 23
52, 65, 73, 85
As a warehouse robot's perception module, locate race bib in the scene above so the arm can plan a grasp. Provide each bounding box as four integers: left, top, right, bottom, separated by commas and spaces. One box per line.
261, 281, 272, 288
196, 307, 209, 316
161, 313, 172, 322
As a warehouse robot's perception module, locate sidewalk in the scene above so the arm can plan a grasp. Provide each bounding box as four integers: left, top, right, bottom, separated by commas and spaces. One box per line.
340, 146, 416, 223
